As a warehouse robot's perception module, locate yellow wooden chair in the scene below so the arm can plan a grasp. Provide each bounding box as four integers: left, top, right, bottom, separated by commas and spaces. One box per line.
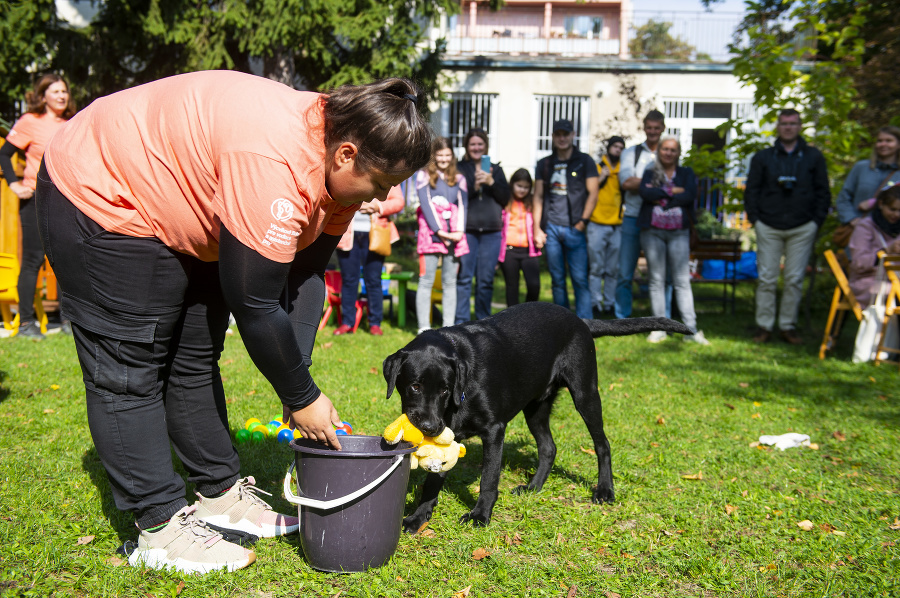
819, 249, 863, 359
874, 254, 900, 368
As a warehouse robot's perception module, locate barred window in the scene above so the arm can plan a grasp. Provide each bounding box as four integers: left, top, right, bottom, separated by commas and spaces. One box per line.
534, 94, 590, 159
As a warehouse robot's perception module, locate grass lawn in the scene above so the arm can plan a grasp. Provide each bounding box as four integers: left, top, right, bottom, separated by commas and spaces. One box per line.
1, 270, 898, 597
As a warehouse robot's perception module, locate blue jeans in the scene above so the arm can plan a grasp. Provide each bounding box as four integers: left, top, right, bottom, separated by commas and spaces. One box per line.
456, 230, 502, 323
544, 221, 592, 319
586, 222, 620, 312
614, 216, 672, 319
336, 231, 386, 327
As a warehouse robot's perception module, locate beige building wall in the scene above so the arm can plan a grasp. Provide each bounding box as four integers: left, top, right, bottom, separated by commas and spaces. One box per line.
433, 66, 755, 176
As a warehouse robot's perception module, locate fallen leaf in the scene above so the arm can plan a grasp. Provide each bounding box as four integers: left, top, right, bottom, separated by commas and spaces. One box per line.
650, 442, 660, 448
246, 390, 255, 396
416, 521, 430, 534
580, 446, 596, 456
749, 441, 760, 448
504, 532, 522, 545
681, 471, 703, 480
752, 400, 760, 406
751, 413, 761, 419
420, 529, 436, 538
832, 431, 846, 441
787, 407, 798, 412
605, 592, 621, 598
368, 367, 378, 374
396, 576, 403, 581
222, 359, 234, 365
225, 398, 236, 404
107, 556, 124, 566
623, 393, 629, 398
451, 586, 472, 598
724, 403, 735, 410
662, 530, 673, 536
820, 523, 836, 533
868, 376, 876, 383
556, 532, 566, 544
725, 504, 737, 516
42, 409, 55, 414
741, 490, 748, 497
50, 384, 60, 390
176, 581, 185, 595
567, 585, 578, 598
739, 382, 749, 388
623, 552, 635, 559
889, 519, 900, 530
879, 395, 888, 401
797, 520, 815, 531
330, 592, 342, 598
472, 548, 490, 560
322, 342, 333, 349
608, 382, 620, 391
766, 563, 777, 570
17, 363, 27, 368
833, 530, 846, 536
76, 535, 95, 545
808, 443, 819, 450
656, 416, 666, 425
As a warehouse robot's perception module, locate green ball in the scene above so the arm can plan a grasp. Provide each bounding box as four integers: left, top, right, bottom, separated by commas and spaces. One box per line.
266, 422, 279, 435
235, 429, 250, 444
251, 430, 266, 443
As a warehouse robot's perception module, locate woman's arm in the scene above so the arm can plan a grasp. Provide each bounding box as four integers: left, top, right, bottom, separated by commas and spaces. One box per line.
667, 168, 698, 208
638, 169, 669, 203
219, 226, 342, 448
483, 164, 511, 208
417, 173, 442, 233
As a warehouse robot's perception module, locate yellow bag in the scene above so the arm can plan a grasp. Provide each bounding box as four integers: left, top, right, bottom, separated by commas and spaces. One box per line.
368, 215, 392, 256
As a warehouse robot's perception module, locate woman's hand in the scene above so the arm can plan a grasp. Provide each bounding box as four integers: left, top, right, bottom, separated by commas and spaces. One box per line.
474, 168, 494, 188
438, 230, 463, 243
285, 393, 342, 450
888, 239, 900, 254
9, 182, 33, 200
358, 199, 382, 215
534, 227, 546, 249
671, 186, 685, 195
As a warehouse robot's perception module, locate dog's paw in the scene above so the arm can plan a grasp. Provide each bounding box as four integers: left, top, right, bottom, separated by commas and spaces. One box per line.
592, 485, 615, 504
511, 484, 532, 496
459, 511, 490, 527
402, 514, 431, 534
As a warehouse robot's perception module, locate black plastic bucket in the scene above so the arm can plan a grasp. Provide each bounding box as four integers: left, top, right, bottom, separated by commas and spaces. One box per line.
283, 435, 417, 573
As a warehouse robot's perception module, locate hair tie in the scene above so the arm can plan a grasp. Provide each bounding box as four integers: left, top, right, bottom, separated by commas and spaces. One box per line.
403, 93, 418, 104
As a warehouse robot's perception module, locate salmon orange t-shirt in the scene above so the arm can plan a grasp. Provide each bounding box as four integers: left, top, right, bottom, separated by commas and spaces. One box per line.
6, 112, 68, 190
45, 70, 357, 263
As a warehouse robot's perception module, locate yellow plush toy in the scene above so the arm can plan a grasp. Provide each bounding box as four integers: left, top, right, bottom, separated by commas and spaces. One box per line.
383, 414, 465, 473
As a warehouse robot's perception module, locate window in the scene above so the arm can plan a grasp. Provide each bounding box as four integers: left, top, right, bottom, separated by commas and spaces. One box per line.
442, 93, 498, 156
564, 16, 603, 38
534, 94, 591, 160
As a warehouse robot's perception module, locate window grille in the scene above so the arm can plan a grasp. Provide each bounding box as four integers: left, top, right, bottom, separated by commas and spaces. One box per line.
533, 94, 590, 159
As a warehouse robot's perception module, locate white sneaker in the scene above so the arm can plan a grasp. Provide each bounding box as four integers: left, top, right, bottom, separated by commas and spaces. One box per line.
194, 477, 299, 538
683, 330, 711, 345
128, 505, 255, 574
647, 331, 668, 343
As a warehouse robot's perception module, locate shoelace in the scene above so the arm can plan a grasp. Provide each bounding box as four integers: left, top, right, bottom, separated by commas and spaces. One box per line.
234, 477, 274, 510
176, 506, 224, 542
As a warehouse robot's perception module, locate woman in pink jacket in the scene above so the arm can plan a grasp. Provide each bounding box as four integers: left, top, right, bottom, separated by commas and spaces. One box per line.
499, 168, 542, 306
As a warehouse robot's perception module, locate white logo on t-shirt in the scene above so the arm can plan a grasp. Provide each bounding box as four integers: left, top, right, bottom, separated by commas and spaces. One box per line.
270, 198, 294, 222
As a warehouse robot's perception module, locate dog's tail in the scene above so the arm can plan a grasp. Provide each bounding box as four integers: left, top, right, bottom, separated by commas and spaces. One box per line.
583, 316, 693, 338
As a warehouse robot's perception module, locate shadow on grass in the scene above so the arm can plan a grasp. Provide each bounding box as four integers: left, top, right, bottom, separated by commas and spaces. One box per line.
0, 368, 8, 403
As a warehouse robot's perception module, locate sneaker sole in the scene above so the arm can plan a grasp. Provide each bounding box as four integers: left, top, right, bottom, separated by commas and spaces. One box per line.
197, 514, 299, 538
128, 548, 256, 574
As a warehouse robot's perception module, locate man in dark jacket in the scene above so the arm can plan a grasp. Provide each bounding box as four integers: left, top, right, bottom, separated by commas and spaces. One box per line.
533, 119, 599, 319
744, 109, 830, 344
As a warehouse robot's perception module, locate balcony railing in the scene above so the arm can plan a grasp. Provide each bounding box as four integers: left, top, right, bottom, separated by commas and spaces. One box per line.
442, 10, 744, 63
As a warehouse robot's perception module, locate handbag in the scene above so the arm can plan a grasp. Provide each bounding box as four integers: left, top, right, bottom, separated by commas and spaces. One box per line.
368, 214, 392, 257
650, 202, 683, 230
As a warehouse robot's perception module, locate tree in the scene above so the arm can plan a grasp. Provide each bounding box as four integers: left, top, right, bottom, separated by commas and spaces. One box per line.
629, 19, 697, 61
2, 0, 506, 118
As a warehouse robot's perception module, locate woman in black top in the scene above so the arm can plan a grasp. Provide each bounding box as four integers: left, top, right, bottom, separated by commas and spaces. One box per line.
455, 128, 511, 323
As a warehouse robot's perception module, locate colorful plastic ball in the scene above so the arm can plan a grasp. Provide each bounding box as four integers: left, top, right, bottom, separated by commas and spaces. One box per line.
269, 419, 283, 428
340, 421, 353, 431
252, 425, 269, 437
293, 429, 304, 439
335, 429, 348, 436
334, 422, 353, 435
235, 429, 251, 444
245, 418, 262, 431
277, 429, 294, 444
266, 423, 279, 435
250, 430, 266, 443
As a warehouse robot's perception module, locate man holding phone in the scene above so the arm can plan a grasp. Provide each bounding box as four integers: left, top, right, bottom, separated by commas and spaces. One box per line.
456, 128, 511, 323
533, 119, 599, 319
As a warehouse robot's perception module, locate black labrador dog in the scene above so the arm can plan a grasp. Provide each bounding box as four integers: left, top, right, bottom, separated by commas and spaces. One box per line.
383, 302, 692, 531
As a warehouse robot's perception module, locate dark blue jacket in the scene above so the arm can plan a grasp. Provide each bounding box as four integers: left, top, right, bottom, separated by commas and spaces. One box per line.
637, 165, 697, 230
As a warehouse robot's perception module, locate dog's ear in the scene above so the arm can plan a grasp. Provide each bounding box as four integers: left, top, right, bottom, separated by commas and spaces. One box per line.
383, 350, 405, 400
452, 357, 468, 406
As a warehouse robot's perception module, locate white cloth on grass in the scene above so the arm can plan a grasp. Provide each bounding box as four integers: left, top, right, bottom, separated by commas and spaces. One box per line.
759, 433, 811, 451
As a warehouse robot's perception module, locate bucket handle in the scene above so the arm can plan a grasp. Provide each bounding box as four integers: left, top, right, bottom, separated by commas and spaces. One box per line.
283, 454, 403, 510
